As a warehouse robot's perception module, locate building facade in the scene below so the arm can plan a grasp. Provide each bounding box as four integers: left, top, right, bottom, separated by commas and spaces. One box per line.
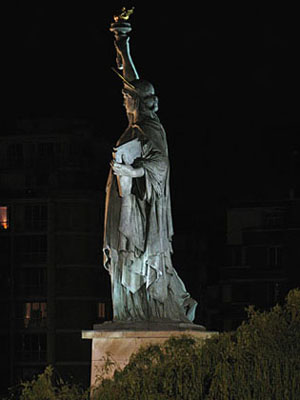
207, 200, 300, 331
0, 118, 111, 393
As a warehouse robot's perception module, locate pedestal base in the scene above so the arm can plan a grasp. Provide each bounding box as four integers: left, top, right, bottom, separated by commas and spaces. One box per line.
82, 322, 218, 388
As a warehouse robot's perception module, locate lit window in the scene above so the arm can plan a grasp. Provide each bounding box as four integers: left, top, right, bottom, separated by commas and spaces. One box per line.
0, 206, 9, 230
16, 302, 47, 329
24, 302, 47, 328
98, 303, 106, 319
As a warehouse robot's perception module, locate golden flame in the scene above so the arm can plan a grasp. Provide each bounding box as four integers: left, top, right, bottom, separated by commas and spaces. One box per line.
113, 6, 135, 23
0, 207, 8, 230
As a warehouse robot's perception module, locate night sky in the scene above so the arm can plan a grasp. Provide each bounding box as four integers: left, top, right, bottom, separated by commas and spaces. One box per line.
3, 2, 300, 215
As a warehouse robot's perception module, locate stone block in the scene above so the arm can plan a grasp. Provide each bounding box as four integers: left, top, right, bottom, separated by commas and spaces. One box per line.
82, 322, 218, 388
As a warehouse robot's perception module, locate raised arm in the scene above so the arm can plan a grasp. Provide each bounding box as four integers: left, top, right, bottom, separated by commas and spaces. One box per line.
114, 37, 139, 82
110, 7, 139, 82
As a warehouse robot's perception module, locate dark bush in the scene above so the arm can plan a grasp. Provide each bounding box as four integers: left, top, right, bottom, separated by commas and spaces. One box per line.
4, 289, 300, 399
93, 289, 300, 400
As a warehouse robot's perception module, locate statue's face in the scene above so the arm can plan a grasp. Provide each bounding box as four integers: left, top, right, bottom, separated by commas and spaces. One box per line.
122, 90, 136, 114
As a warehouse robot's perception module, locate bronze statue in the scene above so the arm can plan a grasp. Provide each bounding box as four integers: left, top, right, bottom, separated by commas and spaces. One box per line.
104, 7, 198, 323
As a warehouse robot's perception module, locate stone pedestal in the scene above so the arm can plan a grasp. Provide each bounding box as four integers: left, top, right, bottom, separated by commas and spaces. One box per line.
82, 321, 218, 388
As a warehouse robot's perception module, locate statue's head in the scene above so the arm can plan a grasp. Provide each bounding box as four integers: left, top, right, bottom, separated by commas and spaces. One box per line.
123, 79, 159, 115
111, 68, 159, 116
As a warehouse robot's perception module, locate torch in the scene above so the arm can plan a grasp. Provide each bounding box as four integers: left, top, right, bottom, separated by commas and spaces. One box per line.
109, 6, 135, 70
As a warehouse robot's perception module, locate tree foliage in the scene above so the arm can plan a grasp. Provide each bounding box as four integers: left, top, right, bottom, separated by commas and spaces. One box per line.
3, 366, 89, 400
93, 289, 300, 400
3, 289, 300, 400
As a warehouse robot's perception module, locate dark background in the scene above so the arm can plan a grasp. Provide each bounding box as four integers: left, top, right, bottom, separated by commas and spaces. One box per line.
1, 2, 300, 391
3, 2, 300, 226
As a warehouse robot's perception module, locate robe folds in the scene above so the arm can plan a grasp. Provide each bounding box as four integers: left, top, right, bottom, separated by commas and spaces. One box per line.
103, 115, 197, 322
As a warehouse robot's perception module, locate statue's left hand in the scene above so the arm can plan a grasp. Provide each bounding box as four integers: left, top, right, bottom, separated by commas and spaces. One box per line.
111, 160, 134, 176
111, 160, 144, 178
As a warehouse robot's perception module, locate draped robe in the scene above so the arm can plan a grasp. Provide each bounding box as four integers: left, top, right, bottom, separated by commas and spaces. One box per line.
103, 115, 197, 322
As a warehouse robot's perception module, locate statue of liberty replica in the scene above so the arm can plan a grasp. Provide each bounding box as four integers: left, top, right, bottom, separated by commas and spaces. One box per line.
103, 7, 199, 326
